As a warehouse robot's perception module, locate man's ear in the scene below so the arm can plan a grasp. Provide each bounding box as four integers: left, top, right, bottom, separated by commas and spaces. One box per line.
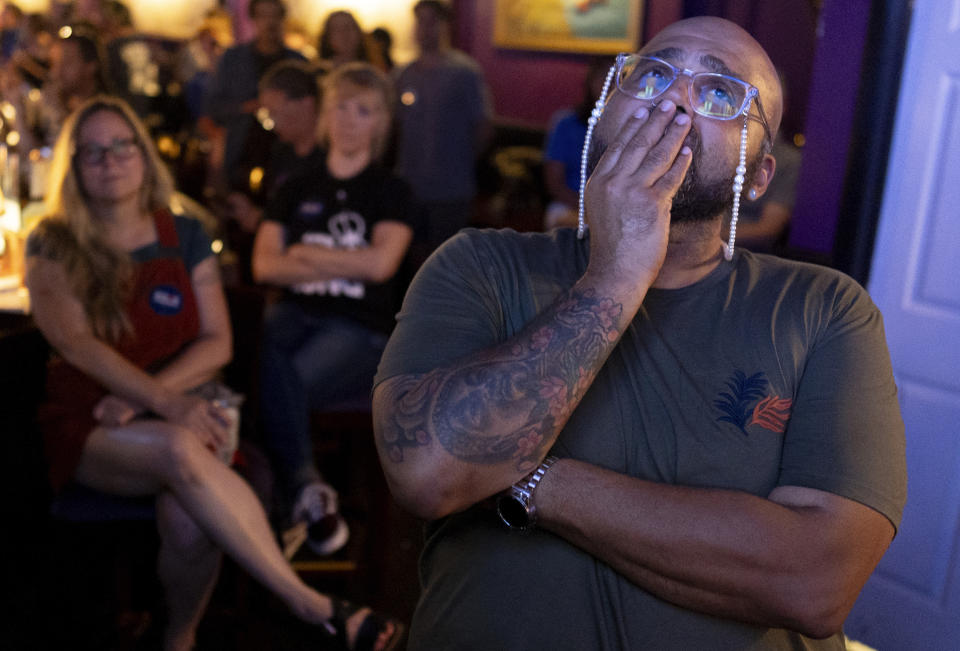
749, 153, 777, 201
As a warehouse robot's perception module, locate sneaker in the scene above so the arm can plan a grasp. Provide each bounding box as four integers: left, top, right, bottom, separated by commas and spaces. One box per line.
291, 481, 350, 556
306, 512, 350, 556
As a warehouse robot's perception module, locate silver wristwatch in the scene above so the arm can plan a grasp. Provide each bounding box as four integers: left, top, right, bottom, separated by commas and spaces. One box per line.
496, 456, 558, 530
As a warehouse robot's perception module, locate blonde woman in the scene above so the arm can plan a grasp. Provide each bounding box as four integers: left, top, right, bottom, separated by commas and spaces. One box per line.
25, 96, 402, 651
252, 63, 414, 558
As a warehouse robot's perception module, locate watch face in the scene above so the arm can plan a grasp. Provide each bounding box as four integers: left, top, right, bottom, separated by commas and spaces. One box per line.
497, 494, 530, 529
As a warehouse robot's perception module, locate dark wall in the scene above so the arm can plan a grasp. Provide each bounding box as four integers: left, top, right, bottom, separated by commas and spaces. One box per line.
682, 0, 817, 139
453, 0, 682, 128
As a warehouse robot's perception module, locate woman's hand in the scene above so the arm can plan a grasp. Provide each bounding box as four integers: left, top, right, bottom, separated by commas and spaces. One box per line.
159, 393, 231, 453
93, 394, 144, 427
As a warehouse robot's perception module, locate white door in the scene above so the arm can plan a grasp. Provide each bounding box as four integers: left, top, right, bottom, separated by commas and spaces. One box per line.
844, 0, 960, 648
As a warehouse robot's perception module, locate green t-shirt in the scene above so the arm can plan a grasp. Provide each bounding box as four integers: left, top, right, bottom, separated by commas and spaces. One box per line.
375, 228, 907, 651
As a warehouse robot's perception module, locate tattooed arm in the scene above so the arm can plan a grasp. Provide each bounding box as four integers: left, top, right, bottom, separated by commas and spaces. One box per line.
373, 87, 700, 520
372, 280, 632, 521
373, 89, 705, 519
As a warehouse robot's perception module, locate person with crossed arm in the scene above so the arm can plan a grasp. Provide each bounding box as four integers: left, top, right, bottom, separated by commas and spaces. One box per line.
371, 16, 905, 651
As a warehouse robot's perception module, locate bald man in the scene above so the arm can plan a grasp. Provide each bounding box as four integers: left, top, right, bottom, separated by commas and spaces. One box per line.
372, 17, 906, 650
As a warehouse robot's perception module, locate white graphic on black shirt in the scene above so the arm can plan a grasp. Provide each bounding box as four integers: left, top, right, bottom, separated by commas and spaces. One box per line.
293, 210, 367, 299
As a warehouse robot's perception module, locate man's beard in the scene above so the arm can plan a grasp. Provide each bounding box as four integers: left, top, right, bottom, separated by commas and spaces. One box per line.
586, 126, 765, 224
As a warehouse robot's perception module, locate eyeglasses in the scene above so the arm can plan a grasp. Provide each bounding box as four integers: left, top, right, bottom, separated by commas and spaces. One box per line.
75, 137, 140, 166
614, 54, 772, 144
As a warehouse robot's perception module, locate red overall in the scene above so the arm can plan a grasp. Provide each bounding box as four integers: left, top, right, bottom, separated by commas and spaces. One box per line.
39, 210, 201, 492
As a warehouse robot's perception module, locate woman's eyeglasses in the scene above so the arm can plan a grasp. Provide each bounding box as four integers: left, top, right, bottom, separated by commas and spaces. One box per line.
75, 138, 140, 166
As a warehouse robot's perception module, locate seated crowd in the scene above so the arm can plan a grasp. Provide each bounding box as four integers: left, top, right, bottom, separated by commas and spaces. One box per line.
4, 0, 492, 649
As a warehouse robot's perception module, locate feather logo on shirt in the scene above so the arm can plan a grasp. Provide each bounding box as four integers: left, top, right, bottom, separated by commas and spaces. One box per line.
714, 370, 792, 435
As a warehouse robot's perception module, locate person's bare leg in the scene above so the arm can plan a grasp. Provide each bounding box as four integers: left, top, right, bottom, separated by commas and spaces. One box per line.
75, 423, 332, 623
75, 422, 397, 649
156, 492, 222, 651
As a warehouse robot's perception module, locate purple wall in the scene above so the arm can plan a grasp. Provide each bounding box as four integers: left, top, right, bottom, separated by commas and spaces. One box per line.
788, 0, 871, 254
747, 2, 817, 139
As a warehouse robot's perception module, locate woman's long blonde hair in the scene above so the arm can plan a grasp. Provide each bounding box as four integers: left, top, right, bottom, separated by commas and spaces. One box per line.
29, 95, 177, 341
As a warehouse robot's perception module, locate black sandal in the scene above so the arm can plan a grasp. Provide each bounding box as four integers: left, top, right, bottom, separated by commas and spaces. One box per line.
330, 599, 405, 651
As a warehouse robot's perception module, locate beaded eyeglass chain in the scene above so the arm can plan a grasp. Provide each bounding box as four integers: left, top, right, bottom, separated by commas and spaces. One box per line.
576, 65, 754, 263
577, 62, 617, 239
725, 103, 751, 261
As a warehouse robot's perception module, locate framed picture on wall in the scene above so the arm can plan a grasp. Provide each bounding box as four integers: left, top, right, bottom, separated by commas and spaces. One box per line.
493, 0, 643, 54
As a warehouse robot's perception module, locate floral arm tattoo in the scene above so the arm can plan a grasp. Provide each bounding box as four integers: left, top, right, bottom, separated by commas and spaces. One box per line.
378, 288, 623, 473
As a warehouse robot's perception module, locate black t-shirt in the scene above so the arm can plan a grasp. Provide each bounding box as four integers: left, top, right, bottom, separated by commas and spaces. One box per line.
252, 49, 287, 80
265, 142, 325, 204
265, 162, 415, 333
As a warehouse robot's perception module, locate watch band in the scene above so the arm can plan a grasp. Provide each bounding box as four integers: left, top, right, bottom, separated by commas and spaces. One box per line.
515, 455, 558, 500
